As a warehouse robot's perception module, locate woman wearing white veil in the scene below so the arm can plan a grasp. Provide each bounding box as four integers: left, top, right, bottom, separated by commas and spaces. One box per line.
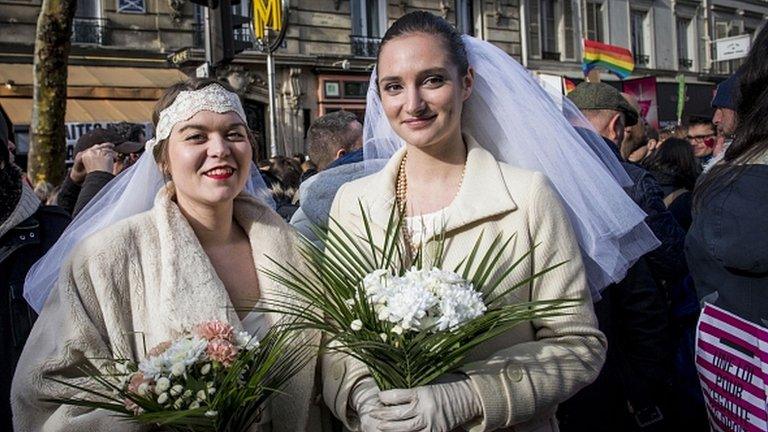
12, 78, 320, 432
321, 11, 658, 432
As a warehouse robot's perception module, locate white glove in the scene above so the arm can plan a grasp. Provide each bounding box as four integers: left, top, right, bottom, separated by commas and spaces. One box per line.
371, 375, 483, 432
349, 377, 385, 432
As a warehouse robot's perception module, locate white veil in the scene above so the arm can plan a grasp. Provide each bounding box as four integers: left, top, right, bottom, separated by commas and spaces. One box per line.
24, 84, 275, 312
364, 35, 660, 299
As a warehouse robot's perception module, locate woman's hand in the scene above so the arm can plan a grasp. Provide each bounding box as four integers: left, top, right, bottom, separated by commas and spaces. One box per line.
350, 377, 385, 432
371, 376, 482, 432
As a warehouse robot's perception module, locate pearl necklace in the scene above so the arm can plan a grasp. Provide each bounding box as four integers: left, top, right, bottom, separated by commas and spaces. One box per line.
395, 152, 467, 257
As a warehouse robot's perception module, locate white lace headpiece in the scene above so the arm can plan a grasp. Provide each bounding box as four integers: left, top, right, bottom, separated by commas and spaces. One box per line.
151, 83, 247, 148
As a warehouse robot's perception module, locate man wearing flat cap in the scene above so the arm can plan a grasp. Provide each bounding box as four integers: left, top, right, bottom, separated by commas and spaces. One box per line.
559, 81, 692, 432
56, 127, 145, 217
568, 81, 639, 146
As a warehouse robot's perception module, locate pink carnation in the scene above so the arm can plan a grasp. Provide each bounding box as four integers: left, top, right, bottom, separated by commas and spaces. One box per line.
126, 372, 148, 393
147, 341, 172, 357
206, 339, 239, 366
195, 320, 234, 342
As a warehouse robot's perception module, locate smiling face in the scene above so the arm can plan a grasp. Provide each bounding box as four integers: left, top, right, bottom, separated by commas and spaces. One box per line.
686, 123, 717, 158
377, 32, 473, 151
164, 110, 252, 211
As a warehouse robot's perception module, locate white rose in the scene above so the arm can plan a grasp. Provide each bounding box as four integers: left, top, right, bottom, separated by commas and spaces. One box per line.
169, 384, 183, 397
350, 319, 363, 331
201, 363, 211, 375
157, 392, 169, 404
155, 377, 171, 393
189, 401, 200, 409
197, 390, 207, 401
137, 383, 149, 396
171, 363, 185, 376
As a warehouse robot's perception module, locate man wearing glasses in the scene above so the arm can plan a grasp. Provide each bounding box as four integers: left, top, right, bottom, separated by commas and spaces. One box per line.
685, 116, 717, 165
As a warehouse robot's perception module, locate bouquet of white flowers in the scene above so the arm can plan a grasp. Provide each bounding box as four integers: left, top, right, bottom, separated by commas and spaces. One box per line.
263, 205, 581, 389
46, 320, 310, 431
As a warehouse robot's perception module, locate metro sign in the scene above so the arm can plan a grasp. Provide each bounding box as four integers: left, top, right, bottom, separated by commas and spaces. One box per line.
253, 0, 282, 39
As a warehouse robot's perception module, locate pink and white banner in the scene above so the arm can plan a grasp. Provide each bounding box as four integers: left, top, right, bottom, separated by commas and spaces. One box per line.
696, 304, 768, 432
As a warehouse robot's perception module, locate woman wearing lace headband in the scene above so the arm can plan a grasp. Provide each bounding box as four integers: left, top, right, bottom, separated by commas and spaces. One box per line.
12, 78, 320, 432
320, 11, 663, 432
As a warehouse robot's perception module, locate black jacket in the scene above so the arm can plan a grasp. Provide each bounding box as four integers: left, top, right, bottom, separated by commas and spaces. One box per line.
560, 137, 679, 432
608, 142, 688, 283
0, 205, 70, 430
647, 169, 693, 232
57, 171, 115, 217
686, 164, 768, 325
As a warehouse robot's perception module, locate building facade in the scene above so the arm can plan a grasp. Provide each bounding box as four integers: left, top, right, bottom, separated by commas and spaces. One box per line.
0, 0, 523, 160
520, 0, 768, 123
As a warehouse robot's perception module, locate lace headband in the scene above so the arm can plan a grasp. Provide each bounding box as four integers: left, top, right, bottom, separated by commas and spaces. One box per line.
148, 83, 247, 151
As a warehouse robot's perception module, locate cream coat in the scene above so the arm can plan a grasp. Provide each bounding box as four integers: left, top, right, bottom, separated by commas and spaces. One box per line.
322, 137, 607, 432
11, 188, 321, 432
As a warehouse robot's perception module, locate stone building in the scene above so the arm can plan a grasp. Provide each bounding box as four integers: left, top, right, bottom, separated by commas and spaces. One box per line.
0, 0, 523, 161
521, 0, 767, 124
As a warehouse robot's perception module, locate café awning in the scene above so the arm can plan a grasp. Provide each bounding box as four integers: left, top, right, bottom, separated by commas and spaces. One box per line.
0, 63, 188, 125
0, 97, 158, 124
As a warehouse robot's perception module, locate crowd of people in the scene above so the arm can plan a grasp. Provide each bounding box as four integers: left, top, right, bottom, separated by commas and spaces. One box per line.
0, 10, 766, 432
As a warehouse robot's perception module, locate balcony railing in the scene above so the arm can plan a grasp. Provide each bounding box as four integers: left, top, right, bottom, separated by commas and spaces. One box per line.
192, 23, 254, 50
542, 51, 561, 61
350, 35, 381, 58
634, 54, 650, 66
679, 58, 693, 68
72, 17, 107, 45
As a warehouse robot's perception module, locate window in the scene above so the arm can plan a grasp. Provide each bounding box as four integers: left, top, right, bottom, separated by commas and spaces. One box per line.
73, 0, 105, 45
527, 0, 577, 61
455, 0, 474, 35
541, 0, 557, 57
117, 0, 145, 13
562, 0, 576, 60
714, 19, 745, 74
631, 10, 649, 66
677, 18, 692, 69
350, 0, 387, 57
528, 0, 541, 57
585, 1, 604, 42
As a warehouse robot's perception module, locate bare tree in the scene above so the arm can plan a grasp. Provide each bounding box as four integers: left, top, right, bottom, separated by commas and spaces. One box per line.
28, 0, 77, 185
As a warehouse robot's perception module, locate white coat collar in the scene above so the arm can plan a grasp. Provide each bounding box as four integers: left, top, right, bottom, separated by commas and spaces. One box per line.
352, 134, 517, 241
151, 187, 290, 336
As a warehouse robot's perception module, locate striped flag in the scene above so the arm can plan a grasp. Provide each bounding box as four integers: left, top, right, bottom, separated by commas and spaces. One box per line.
696, 303, 768, 432
563, 78, 577, 95
582, 39, 635, 80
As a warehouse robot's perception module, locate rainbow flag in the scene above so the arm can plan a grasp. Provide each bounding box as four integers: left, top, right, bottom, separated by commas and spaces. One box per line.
563, 78, 577, 94
582, 39, 634, 79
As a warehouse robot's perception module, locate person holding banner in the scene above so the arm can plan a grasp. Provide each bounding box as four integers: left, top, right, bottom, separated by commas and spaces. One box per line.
688, 24, 768, 432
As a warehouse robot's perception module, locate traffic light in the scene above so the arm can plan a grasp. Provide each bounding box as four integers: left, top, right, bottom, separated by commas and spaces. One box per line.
189, 0, 251, 66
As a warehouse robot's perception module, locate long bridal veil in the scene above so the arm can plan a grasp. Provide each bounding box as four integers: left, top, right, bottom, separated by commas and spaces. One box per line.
363, 35, 660, 300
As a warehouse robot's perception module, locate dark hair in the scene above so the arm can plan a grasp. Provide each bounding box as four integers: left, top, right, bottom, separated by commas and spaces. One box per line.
686, 115, 714, 129
265, 156, 301, 202
646, 125, 659, 141
111, 122, 145, 143
151, 78, 254, 169
643, 137, 701, 190
377, 11, 469, 76
694, 25, 768, 208
306, 110, 361, 169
